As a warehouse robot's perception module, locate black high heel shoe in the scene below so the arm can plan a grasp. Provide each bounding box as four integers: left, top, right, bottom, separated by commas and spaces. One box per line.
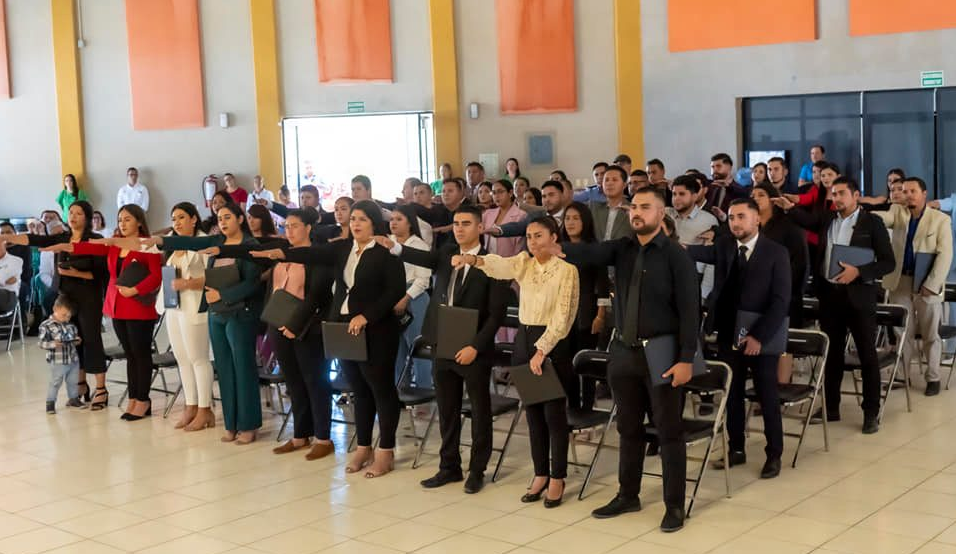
90, 387, 109, 411
543, 480, 565, 509
78, 381, 91, 403
125, 403, 152, 422
520, 478, 550, 503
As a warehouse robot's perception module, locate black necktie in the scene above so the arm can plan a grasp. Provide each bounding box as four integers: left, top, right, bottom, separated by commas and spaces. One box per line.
620, 247, 646, 346
737, 245, 749, 273
452, 266, 465, 304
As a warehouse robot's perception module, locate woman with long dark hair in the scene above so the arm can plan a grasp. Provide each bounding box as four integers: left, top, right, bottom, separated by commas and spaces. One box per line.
505, 158, 522, 181
483, 179, 527, 256
752, 184, 809, 327
44, 204, 162, 420
55, 174, 89, 221
389, 205, 432, 387
457, 215, 579, 508
5, 200, 109, 408
161, 202, 215, 430
560, 202, 609, 410
252, 200, 406, 477
201, 190, 234, 235
247, 204, 278, 238
140, 204, 265, 442
317, 196, 354, 242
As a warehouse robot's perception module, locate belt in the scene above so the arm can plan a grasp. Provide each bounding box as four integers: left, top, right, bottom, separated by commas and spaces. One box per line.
614, 337, 648, 349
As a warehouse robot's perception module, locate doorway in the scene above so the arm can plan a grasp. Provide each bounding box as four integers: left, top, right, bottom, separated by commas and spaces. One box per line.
282, 112, 436, 210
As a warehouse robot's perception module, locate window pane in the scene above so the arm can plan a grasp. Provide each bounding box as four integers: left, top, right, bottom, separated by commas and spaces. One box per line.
863, 90, 935, 197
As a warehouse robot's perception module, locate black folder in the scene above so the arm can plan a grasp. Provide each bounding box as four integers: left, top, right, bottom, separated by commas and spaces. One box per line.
116, 259, 150, 288
913, 252, 937, 293
162, 266, 180, 309
435, 305, 480, 360
827, 245, 874, 281
643, 335, 707, 387
204, 264, 240, 290
735, 311, 789, 356
507, 359, 566, 405
261, 289, 302, 329
321, 321, 368, 362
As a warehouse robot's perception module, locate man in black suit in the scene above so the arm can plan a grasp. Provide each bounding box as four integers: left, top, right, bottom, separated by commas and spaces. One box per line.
375, 204, 509, 494
688, 198, 791, 478
775, 177, 895, 434
257, 184, 336, 233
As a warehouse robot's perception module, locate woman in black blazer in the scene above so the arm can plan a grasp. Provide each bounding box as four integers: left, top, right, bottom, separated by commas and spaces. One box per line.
752, 184, 809, 327
256, 200, 406, 478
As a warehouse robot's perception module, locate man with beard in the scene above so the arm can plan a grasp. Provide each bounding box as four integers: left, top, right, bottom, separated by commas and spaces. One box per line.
545, 187, 699, 532
687, 198, 791, 479
706, 153, 748, 214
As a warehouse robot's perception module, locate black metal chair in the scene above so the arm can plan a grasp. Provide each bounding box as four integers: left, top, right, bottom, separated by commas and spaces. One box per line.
0, 299, 24, 351
645, 360, 733, 517
744, 329, 830, 468
568, 349, 617, 500
330, 364, 358, 452
396, 337, 438, 469
934, 283, 956, 389
844, 303, 910, 422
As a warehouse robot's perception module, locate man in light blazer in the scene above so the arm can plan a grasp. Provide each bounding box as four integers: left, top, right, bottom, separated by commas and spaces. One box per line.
590, 166, 633, 242
877, 177, 953, 396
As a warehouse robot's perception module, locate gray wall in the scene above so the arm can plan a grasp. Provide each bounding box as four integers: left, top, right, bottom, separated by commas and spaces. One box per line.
640, 0, 956, 178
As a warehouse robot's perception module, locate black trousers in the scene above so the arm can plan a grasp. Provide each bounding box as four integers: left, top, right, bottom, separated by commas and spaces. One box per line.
70, 288, 106, 373
566, 325, 598, 411
113, 318, 157, 402
818, 283, 881, 417
607, 340, 685, 510
718, 346, 783, 458
434, 356, 493, 474
514, 325, 572, 479
272, 326, 332, 440
340, 354, 402, 449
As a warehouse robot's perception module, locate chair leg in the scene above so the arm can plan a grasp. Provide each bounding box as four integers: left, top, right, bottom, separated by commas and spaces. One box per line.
163, 383, 182, 418
412, 406, 438, 469
578, 407, 615, 501
492, 406, 523, 483
721, 422, 731, 498
687, 436, 716, 518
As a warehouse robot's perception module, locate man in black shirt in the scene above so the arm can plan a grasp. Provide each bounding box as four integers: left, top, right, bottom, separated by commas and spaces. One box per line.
553, 187, 699, 532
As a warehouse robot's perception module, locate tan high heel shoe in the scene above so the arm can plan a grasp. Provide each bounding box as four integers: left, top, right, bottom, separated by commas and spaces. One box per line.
176, 405, 198, 430
345, 446, 374, 474
236, 430, 257, 445
364, 448, 395, 479
184, 407, 215, 432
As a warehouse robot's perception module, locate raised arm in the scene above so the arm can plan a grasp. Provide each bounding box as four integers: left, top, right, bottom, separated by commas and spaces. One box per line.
160, 234, 222, 252
686, 243, 717, 265
474, 252, 527, 281
560, 239, 619, 268
282, 242, 340, 266
72, 241, 111, 257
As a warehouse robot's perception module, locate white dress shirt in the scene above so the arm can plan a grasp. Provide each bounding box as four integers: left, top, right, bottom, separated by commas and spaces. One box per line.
448, 244, 481, 305
736, 233, 758, 261
392, 234, 432, 299
340, 240, 374, 315
825, 207, 862, 283
249, 188, 275, 204
0, 253, 23, 293
117, 182, 150, 211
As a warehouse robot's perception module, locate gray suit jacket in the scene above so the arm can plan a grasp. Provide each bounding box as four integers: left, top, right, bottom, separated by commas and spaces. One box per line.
590, 202, 631, 241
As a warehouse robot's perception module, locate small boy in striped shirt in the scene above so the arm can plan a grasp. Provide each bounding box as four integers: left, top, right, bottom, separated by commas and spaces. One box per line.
39, 295, 84, 414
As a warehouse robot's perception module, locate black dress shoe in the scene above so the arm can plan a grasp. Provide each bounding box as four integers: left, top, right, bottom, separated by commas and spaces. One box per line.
925, 381, 941, 396
420, 470, 463, 489
712, 450, 746, 469
862, 415, 880, 435
760, 457, 781, 479
521, 478, 549, 503
463, 472, 484, 494
809, 408, 840, 425
591, 493, 642, 519
543, 480, 564, 509
660, 507, 685, 532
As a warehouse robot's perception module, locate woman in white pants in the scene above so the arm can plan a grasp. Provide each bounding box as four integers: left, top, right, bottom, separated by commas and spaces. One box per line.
160, 202, 214, 431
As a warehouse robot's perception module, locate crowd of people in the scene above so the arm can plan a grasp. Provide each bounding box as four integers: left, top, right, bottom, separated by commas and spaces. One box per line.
3, 145, 954, 534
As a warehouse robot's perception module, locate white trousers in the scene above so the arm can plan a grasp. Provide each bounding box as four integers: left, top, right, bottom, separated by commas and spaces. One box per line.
165, 310, 214, 407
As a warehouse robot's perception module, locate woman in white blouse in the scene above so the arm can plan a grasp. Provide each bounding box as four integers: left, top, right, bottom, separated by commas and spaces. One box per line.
160, 203, 214, 430
389, 205, 433, 388
455, 216, 579, 508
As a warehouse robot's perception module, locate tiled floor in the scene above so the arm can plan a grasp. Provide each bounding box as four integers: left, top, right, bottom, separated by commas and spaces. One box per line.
1, 333, 956, 554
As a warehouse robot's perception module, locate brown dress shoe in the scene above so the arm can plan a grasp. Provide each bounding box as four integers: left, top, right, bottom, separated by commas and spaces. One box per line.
273, 439, 310, 455
305, 441, 335, 461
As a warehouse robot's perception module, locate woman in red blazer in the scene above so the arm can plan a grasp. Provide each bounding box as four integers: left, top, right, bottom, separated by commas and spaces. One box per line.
45, 204, 162, 420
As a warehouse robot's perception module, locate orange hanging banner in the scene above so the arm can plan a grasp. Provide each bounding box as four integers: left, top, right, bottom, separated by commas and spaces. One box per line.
668, 0, 816, 52
0, 0, 9, 99
125, 0, 204, 130
314, 0, 393, 83
496, 0, 576, 114
849, 0, 956, 36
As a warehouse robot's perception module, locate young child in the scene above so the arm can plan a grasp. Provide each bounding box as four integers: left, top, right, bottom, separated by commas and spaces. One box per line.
39, 295, 84, 414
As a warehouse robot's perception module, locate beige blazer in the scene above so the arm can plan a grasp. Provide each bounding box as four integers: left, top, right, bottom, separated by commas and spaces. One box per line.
877, 204, 952, 295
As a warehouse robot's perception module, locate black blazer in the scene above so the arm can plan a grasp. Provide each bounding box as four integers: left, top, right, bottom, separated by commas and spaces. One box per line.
26, 231, 106, 300
761, 213, 809, 326
573, 250, 611, 331
688, 234, 791, 345
400, 242, 510, 356
789, 205, 895, 305
219, 240, 335, 338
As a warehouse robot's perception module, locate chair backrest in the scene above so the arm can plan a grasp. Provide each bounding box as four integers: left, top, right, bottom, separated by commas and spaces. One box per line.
502, 305, 520, 330
945, 283, 956, 303
572, 349, 611, 380
786, 328, 829, 359
802, 296, 819, 321
875, 303, 908, 329
685, 360, 732, 397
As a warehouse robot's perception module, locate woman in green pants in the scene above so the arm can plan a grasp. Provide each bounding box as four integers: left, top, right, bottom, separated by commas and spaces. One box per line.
138, 203, 265, 444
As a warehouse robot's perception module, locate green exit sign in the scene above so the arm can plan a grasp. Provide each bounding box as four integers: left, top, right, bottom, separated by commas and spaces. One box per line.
347, 101, 365, 113
922, 70, 944, 88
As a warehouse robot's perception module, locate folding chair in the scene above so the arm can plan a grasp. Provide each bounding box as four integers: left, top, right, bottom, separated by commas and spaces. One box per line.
396, 337, 438, 469
568, 349, 617, 500
844, 303, 910, 422
492, 306, 521, 395
801, 297, 820, 327
934, 283, 956, 389
645, 360, 733, 517
745, 329, 829, 468
0, 300, 24, 351
330, 365, 358, 452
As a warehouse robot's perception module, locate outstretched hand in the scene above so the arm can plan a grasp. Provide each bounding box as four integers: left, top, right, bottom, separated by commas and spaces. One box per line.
372, 235, 395, 250
251, 248, 285, 260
